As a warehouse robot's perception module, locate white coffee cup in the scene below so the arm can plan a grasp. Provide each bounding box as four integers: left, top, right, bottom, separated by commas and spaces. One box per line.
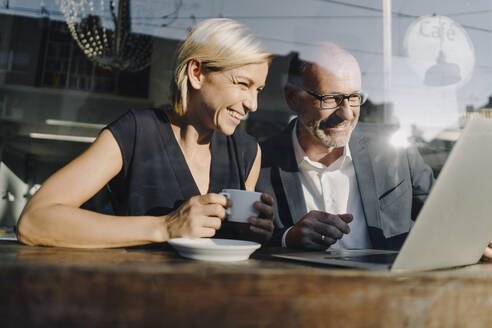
219, 189, 262, 223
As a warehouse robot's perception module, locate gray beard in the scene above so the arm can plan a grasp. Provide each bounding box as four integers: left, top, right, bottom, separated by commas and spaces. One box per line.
304, 121, 353, 148
316, 128, 349, 147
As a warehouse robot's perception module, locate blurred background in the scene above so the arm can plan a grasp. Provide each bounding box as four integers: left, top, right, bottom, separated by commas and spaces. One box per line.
1, 0, 491, 231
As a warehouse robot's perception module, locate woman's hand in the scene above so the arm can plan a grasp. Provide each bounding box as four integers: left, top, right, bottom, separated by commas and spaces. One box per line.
245, 193, 275, 244
483, 241, 492, 260
165, 193, 228, 239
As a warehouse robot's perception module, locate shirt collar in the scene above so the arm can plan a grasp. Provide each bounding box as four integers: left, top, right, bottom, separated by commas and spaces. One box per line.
292, 120, 352, 171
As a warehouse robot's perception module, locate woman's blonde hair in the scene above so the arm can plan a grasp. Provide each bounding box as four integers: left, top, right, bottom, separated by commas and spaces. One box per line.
170, 18, 271, 116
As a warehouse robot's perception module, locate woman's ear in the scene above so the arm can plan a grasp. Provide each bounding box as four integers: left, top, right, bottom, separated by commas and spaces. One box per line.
187, 59, 204, 90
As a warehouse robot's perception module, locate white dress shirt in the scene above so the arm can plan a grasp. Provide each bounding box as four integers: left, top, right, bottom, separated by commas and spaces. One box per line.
282, 122, 372, 249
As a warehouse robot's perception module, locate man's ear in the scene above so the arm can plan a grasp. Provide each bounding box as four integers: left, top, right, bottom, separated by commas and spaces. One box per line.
187, 59, 204, 90
284, 84, 300, 113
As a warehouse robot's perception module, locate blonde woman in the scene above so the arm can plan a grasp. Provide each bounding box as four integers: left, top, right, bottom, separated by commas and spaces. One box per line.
17, 18, 274, 248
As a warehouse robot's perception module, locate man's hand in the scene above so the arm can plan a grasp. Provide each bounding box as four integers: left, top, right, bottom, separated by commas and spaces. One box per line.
285, 210, 353, 250
483, 241, 492, 260
244, 193, 275, 244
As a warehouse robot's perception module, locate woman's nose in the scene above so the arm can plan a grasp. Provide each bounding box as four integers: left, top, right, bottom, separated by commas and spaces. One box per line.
243, 91, 258, 113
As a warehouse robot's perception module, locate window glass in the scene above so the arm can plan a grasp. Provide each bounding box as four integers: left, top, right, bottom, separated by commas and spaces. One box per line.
1, 0, 490, 229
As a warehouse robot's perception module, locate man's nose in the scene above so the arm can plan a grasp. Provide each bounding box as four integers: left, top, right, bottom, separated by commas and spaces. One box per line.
335, 99, 354, 120
243, 91, 258, 113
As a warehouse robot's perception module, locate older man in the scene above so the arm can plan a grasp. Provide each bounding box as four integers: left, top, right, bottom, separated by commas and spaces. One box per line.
257, 43, 436, 251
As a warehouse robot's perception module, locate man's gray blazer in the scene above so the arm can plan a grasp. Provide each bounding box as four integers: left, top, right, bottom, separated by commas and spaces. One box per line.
256, 119, 435, 250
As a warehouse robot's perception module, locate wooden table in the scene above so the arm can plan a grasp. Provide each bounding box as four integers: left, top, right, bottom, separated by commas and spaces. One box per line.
1, 240, 492, 327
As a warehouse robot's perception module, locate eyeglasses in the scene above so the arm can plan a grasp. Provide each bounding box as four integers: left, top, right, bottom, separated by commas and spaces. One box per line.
302, 88, 368, 109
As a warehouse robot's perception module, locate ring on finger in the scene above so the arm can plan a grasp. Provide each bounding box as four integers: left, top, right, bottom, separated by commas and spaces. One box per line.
321, 235, 326, 242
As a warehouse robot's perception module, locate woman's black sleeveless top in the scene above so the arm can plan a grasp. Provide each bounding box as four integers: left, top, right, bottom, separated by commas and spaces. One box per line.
105, 108, 258, 219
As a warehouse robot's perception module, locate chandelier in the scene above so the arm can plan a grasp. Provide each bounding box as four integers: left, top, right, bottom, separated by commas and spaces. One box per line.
59, 0, 153, 72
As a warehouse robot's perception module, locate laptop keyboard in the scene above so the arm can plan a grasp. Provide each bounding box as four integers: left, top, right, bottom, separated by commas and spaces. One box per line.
328, 253, 398, 264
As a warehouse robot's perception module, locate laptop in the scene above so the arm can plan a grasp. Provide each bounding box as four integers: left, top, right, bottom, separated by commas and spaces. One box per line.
272, 116, 492, 272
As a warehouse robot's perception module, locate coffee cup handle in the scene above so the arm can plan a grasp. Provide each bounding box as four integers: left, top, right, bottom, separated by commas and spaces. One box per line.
219, 191, 231, 217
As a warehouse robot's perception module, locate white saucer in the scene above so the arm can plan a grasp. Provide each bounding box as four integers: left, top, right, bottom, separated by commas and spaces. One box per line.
168, 238, 261, 262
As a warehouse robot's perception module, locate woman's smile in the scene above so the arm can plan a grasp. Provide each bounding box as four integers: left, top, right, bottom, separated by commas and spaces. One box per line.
226, 108, 245, 124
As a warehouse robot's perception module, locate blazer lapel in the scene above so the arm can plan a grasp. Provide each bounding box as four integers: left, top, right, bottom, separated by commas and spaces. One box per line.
350, 133, 381, 230
276, 119, 307, 225
278, 168, 307, 224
